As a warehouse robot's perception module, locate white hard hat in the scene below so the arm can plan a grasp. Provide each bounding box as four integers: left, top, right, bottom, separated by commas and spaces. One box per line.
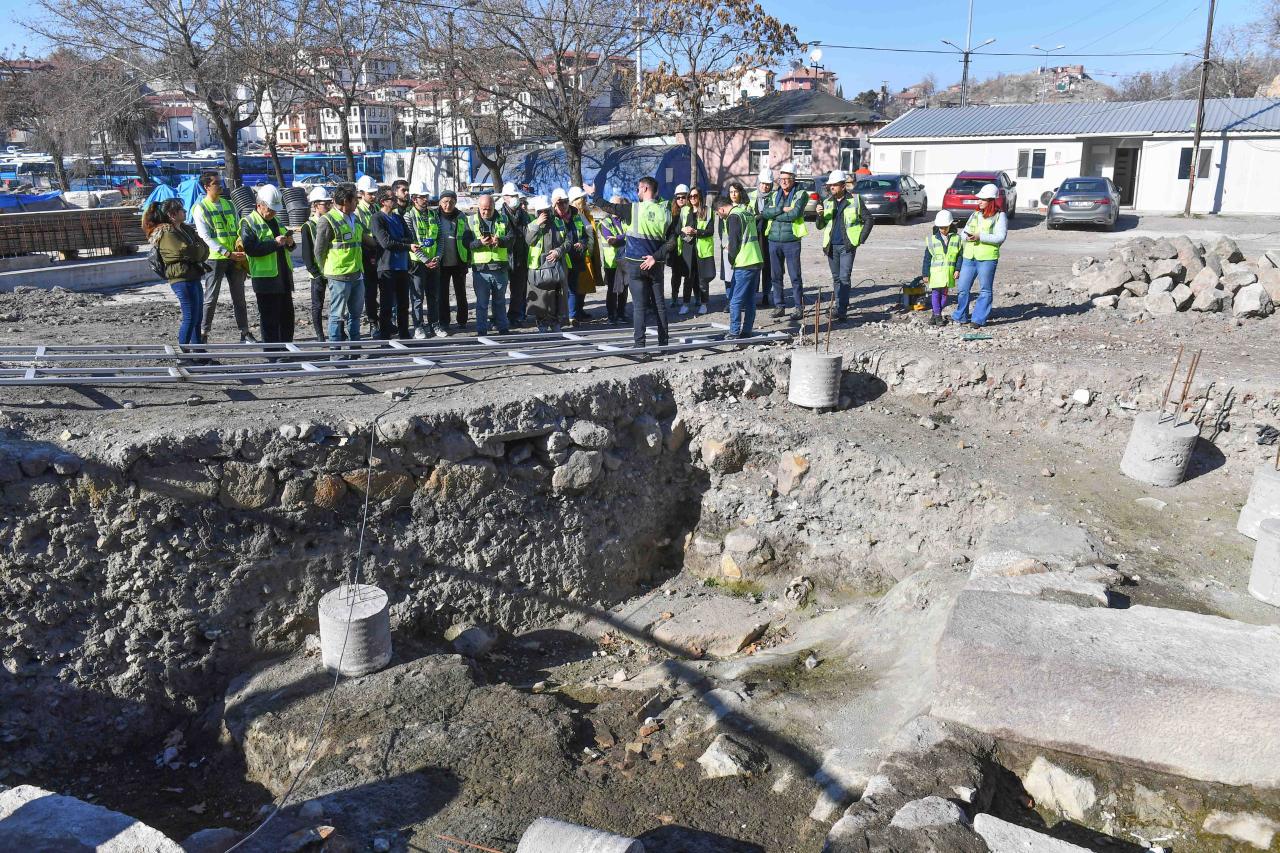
501, 181, 519, 197
355, 175, 378, 193
828, 169, 848, 184
408, 179, 431, 198
256, 184, 281, 209
976, 183, 999, 200
567, 186, 586, 202
758, 168, 774, 184
550, 188, 568, 203
307, 186, 331, 203
933, 210, 954, 227
777, 162, 797, 175
674, 183, 689, 195
529, 195, 551, 212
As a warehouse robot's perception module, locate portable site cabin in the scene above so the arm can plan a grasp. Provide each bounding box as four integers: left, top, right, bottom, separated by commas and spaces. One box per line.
869, 98, 1280, 215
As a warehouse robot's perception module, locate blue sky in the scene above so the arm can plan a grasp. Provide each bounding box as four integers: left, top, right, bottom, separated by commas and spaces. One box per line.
0, 0, 1261, 94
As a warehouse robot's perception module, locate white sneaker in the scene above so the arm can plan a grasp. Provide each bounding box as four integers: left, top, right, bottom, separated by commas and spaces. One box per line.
434, 326, 449, 338
413, 327, 428, 340
678, 304, 690, 316
697, 304, 708, 315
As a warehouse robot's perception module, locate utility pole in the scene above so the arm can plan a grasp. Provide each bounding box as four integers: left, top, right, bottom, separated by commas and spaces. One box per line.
942, 0, 993, 108
1184, 0, 1217, 217
1032, 44, 1066, 102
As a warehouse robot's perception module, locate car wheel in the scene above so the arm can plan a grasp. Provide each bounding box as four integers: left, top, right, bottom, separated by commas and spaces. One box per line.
920, 197, 928, 218
1046, 220, 1057, 231
895, 203, 908, 225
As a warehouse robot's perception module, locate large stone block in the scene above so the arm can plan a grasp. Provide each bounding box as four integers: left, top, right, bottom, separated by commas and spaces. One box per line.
0, 785, 182, 851
934, 591, 1280, 787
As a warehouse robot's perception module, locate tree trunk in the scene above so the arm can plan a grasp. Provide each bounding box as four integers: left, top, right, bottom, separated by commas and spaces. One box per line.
128, 138, 149, 183
567, 139, 583, 188
212, 110, 243, 187
408, 143, 418, 184
475, 146, 502, 190
51, 146, 71, 192
269, 138, 286, 187
688, 118, 700, 190
340, 100, 356, 181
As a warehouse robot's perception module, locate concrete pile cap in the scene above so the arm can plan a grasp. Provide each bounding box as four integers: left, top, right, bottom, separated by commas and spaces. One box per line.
1249, 518, 1280, 607
1238, 463, 1280, 540
515, 817, 644, 852
1119, 411, 1199, 488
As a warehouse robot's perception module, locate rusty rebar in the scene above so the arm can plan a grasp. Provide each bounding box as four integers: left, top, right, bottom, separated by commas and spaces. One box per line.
435, 835, 505, 853
814, 289, 823, 352
1176, 350, 1202, 425
1274, 442, 1279, 471
825, 290, 834, 353
1161, 344, 1185, 414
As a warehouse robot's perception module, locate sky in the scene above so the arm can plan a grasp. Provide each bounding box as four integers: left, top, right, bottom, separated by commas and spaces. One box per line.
0, 0, 1263, 95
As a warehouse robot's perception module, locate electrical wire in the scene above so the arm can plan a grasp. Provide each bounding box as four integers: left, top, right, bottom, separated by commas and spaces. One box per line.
225, 368, 436, 852
1072, 0, 1172, 52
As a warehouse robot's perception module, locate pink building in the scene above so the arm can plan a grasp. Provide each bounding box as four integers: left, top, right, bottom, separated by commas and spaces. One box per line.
680, 89, 885, 187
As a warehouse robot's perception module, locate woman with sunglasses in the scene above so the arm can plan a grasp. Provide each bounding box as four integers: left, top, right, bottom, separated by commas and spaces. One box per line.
667, 184, 690, 309
143, 198, 209, 350
677, 187, 715, 315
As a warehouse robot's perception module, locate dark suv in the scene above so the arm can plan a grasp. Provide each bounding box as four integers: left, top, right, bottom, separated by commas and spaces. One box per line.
854, 174, 929, 224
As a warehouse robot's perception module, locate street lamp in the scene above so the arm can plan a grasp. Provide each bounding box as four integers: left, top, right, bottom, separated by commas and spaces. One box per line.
1031, 44, 1066, 102
942, 35, 995, 107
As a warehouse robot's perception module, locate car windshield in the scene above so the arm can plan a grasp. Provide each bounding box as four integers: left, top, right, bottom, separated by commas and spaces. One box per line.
1059, 179, 1107, 193
950, 177, 993, 194
856, 179, 898, 190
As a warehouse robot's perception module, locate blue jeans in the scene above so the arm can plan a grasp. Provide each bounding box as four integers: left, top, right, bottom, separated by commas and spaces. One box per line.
953, 258, 998, 326
473, 267, 510, 334
171, 279, 204, 346
828, 244, 855, 317
728, 268, 759, 336
327, 276, 365, 342
566, 266, 583, 319
768, 239, 803, 309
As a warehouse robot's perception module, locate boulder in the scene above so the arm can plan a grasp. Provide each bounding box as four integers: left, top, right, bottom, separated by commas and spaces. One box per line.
0, 785, 182, 852
424, 458, 498, 502
934, 591, 1280, 787
1204, 251, 1225, 277
1070, 256, 1098, 277
1083, 261, 1131, 297
1091, 295, 1118, 309
180, 827, 243, 853
1022, 756, 1097, 821
1209, 235, 1245, 263
1147, 275, 1174, 295
1148, 259, 1185, 283
1202, 810, 1280, 850
567, 419, 613, 449
443, 622, 499, 657
341, 468, 413, 505
1222, 270, 1258, 294
720, 526, 774, 578
1148, 238, 1178, 260
696, 733, 771, 778
1233, 284, 1275, 318
649, 596, 772, 658
136, 464, 218, 502
1264, 249, 1280, 269
1120, 277, 1148, 297
1257, 267, 1280, 302
1169, 283, 1194, 310
889, 797, 968, 831
700, 435, 746, 474
977, 513, 1108, 570
1144, 292, 1177, 316
1191, 286, 1229, 313
551, 450, 604, 493
310, 473, 347, 509
1171, 235, 1204, 278
776, 453, 810, 495
973, 814, 1091, 853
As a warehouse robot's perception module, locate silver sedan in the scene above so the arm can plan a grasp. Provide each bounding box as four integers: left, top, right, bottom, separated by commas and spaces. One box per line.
1046, 177, 1121, 230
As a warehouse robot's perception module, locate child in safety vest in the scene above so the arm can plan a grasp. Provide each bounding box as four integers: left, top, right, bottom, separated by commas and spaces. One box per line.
917, 210, 965, 327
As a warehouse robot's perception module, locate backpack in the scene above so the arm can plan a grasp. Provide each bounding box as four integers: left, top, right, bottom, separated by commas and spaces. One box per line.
147, 241, 168, 279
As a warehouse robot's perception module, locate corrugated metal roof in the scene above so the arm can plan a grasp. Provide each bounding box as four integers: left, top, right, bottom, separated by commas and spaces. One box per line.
704, 90, 882, 131
872, 98, 1280, 139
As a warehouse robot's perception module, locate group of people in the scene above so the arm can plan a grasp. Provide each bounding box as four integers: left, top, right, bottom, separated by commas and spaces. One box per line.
141, 162, 1007, 355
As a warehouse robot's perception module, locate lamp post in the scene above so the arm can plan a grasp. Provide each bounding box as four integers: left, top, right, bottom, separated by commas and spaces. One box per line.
1031, 44, 1066, 102
942, 0, 994, 107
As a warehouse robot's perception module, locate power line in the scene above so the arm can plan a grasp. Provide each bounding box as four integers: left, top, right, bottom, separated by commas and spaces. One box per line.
1073, 0, 1171, 51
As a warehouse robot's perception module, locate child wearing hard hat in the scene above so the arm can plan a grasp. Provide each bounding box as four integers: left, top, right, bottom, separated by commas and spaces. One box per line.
917, 210, 965, 327
239, 184, 296, 345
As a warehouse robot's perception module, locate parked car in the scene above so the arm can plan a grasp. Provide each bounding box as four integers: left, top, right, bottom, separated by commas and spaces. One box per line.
794, 177, 821, 219
1046, 176, 1120, 231
943, 170, 1017, 221
854, 174, 928, 224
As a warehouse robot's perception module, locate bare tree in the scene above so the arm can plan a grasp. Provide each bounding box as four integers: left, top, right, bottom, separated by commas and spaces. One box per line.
920, 73, 938, 101
7, 51, 100, 190
430, 0, 638, 186
34, 0, 267, 185
640, 0, 799, 187
260, 76, 310, 185
98, 64, 157, 185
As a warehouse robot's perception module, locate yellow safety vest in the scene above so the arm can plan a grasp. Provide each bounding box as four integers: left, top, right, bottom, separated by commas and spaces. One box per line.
199, 196, 238, 260
679, 209, 715, 259
597, 215, 623, 269
926, 231, 962, 289
322, 209, 364, 278
963, 211, 1001, 261
820, 196, 864, 249
528, 216, 572, 268
467, 212, 509, 265
404, 206, 440, 262
730, 205, 763, 267
242, 210, 280, 279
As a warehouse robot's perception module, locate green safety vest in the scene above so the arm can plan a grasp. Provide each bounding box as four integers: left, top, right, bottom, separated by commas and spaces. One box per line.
405, 206, 440, 262
926, 231, 962, 290
820, 196, 864, 249
467, 212, 509, 265
322, 208, 364, 277
678, 209, 714, 259
597, 216, 623, 269
770, 188, 809, 239
730, 205, 763, 267
963, 211, 1001, 261
626, 199, 672, 244
355, 200, 375, 255
528, 216, 571, 268
242, 210, 280, 279
200, 196, 238, 260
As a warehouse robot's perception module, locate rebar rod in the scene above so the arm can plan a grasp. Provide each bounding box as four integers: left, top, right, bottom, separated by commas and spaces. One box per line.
435, 835, 505, 853
1175, 350, 1202, 426
1161, 344, 1185, 413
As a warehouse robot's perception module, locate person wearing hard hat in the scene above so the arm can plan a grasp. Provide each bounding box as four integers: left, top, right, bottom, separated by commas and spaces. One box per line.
501, 181, 531, 328
749, 168, 774, 308
238, 183, 296, 344
466, 193, 515, 335
565, 186, 598, 324
761, 161, 808, 320
715, 182, 763, 339
816, 169, 872, 323
917, 210, 965, 326
371, 186, 419, 340
193, 171, 254, 343
299, 185, 333, 339
953, 183, 1007, 328
405, 180, 444, 339
524, 194, 568, 331
355, 175, 382, 333
313, 183, 375, 347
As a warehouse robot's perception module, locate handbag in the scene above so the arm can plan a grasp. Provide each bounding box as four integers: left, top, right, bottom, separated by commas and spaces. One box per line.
527, 257, 566, 321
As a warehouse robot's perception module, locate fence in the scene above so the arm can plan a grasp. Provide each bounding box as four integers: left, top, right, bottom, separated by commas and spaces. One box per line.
0, 206, 144, 259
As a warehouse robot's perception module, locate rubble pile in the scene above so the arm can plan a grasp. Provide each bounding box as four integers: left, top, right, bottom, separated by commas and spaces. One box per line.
1068, 234, 1280, 319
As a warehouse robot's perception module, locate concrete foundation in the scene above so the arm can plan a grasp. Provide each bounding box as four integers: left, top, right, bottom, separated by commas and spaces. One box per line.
319, 584, 392, 677
1249, 518, 1280, 608
1120, 411, 1199, 487
516, 818, 644, 853
0, 255, 153, 293
1239, 465, 1280, 540
788, 352, 842, 409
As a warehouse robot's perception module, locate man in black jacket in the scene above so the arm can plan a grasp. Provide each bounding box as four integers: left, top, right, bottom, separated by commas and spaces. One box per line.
238, 184, 296, 345
299, 186, 332, 340
501, 182, 531, 328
